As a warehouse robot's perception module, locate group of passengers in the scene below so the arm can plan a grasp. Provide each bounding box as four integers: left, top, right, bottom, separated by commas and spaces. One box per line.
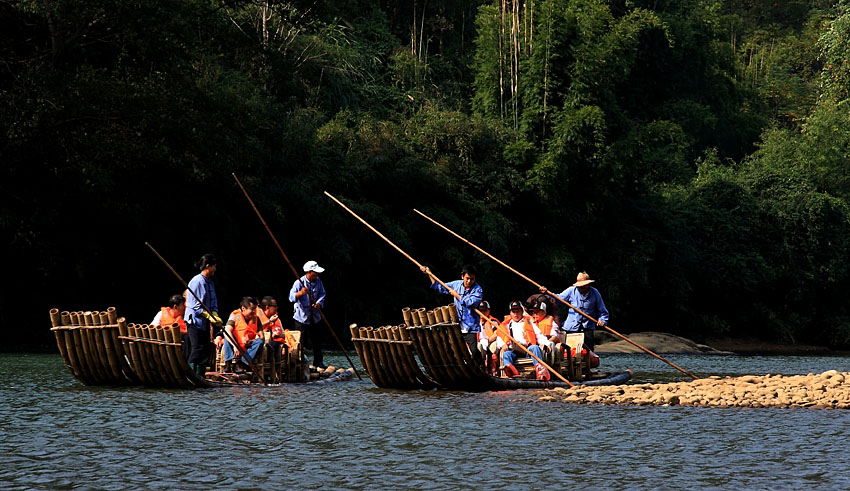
151, 253, 328, 380
421, 264, 609, 379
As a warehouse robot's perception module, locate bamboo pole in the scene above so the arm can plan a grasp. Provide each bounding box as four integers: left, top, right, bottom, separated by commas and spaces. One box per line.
413, 208, 700, 380
325, 191, 571, 386
232, 174, 361, 380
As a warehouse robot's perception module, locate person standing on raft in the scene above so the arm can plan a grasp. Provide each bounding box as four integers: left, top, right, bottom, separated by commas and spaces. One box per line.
184, 254, 222, 376
540, 271, 608, 351
419, 264, 484, 365
289, 260, 327, 369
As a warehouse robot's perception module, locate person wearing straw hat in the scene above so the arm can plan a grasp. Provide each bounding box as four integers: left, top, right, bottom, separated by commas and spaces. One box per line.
289, 260, 327, 369
419, 264, 484, 365
540, 271, 608, 350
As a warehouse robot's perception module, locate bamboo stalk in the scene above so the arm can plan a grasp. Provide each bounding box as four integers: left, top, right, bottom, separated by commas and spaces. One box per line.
50, 308, 73, 374
116, 317, 139, 384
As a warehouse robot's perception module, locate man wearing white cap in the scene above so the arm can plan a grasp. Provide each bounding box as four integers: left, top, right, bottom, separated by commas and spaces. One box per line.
539, 271, 608, 350
288, 260, 327, 369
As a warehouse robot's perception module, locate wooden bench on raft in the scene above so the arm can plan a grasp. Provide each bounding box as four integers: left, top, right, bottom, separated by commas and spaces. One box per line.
502, 333, 593, 381
214, 331, 305, 383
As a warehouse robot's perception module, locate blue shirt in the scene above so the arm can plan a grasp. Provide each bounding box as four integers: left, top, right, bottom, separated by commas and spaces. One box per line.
288, 275, 326, 324
430, 280, 483, 333
557, 286, 609, 332
184, 273, 217, 328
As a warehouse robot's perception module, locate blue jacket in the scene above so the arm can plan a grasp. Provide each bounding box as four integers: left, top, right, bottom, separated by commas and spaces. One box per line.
288, 275, 326, 324
558, 286, 609, 332
430, 280, 483, 333
184, 273, 217, 330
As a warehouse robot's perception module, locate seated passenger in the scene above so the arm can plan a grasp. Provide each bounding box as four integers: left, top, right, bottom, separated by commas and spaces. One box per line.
477, 300, 506, 374
151, 293, 189, 359
502, 300, 548, 378
529, 297, 560, 346
151, 293, 187, 333
222, 297, 265, 373
260, 296, 287, 380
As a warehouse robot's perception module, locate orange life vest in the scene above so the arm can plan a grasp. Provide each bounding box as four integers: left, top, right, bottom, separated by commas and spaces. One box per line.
231, 310, 260, 348
501, 316, 537, 346
480, 315, 503, 340
160, 307, 187, 334
536, 316, 554, 336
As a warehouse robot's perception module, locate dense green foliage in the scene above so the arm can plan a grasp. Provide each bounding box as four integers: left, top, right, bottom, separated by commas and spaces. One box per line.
3, 0, 850, 348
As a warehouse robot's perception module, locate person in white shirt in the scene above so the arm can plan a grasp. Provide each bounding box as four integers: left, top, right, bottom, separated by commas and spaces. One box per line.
529, 297, 560, 346
501, 300, 548, 377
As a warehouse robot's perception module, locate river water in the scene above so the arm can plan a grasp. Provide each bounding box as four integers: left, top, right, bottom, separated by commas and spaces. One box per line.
2, 352, 850, 489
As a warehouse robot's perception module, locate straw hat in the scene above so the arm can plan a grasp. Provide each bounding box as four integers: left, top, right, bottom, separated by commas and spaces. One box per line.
573, 272, 595, 287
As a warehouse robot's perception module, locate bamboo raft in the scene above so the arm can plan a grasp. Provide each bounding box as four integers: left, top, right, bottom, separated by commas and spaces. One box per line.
351, 305, 633, 391
49, 308, 355, 388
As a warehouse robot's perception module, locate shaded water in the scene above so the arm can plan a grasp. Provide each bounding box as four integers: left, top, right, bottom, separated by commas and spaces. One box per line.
2, 352, 850, 489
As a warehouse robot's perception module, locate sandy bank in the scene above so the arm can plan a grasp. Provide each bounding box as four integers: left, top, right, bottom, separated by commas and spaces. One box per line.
533, 370, 850, 409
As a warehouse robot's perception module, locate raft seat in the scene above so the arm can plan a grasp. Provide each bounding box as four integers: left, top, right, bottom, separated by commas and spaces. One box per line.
560, 333, 590, 381
280, 331, 306, 383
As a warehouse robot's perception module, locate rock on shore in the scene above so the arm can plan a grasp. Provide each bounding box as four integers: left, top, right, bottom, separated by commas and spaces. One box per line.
535, 370, 850, 409
593, 331, 726, 354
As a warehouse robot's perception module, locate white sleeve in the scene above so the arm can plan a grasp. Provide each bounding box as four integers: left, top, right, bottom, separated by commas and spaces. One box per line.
151, 311, 163, 326
534, 324, 548, 346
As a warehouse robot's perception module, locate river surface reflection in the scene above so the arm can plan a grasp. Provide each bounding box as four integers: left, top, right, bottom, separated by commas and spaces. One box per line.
2, 352, 850, 489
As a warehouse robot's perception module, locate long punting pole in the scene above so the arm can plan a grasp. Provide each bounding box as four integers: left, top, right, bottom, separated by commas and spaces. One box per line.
324, 191, 572, 386
412, 208, 700, 380
232, 174, 362, 380
145, 242, 265, 379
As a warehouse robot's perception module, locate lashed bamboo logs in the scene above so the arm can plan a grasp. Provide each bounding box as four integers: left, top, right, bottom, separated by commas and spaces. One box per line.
446, 304, 459, 323
416, 308, 428, 326
50, 309, 74, 376
402, 308, 413, 327
347, 304, 506, 389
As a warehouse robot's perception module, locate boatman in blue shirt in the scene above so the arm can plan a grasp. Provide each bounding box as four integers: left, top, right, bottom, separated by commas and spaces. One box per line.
419, 264, 484, 365
184, 253, 222, 377
540, 271, 608, 351
288, 260, 327, 369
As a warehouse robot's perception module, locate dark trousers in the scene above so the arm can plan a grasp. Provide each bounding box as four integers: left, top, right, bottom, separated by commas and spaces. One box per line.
294, 320, 324, 367
463, 332, 484, 366
187, 325, 211, 366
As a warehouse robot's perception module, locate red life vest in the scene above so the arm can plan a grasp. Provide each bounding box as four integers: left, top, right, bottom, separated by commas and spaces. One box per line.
160, 307, 187, 334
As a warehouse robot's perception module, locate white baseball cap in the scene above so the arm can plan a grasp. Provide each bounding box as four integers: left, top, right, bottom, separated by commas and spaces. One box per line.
303, 260, 325, 273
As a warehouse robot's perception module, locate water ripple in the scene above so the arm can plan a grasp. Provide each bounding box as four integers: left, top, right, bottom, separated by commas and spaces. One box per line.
3, 353, 850, 488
